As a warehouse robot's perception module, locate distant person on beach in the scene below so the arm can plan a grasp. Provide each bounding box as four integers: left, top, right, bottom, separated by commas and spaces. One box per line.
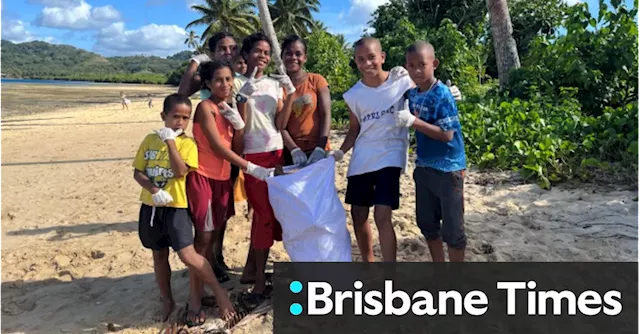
185, 60, 272, 326
121, 92, 131, 110
396, 41, 467, 262
132, 93, 236, 324
147, 94, 154, 109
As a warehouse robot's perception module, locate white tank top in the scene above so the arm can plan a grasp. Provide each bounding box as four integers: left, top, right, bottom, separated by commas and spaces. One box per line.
343, 75, 414, 177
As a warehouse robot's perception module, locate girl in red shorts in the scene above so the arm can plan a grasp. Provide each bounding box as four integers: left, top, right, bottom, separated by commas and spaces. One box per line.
185, 60, 272, 326
235, 32, 297, 307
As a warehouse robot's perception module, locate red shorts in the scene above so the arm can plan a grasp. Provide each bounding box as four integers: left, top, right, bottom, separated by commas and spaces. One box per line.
186, 172, 233, 233
244, 150, 283, 249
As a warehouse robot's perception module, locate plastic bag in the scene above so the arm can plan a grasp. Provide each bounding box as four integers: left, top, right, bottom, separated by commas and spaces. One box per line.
266, 157, 352, 262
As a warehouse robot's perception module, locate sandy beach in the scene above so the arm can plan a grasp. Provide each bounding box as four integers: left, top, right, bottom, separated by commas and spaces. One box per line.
1, 83, 638, 333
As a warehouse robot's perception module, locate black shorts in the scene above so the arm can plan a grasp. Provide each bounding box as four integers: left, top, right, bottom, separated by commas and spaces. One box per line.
413, 166, 466, 249
138, 204, 194, 251
345, 167, 402, 210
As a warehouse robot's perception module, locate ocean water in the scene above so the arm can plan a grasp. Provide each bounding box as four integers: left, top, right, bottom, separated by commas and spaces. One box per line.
1, 78, 101, 85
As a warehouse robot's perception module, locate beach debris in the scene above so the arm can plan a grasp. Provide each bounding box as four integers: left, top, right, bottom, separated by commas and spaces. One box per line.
480, 241, 495, 254
91, 250, 105, 259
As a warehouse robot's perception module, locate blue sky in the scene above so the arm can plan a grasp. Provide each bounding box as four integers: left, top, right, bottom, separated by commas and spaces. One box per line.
0, 0, 634, 57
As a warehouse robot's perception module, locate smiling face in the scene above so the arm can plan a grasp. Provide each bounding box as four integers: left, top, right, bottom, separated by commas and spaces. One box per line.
283, 40, 307, 73
245, 40, 271, 72
354, 40, 386, 78
205, 66, 234, 101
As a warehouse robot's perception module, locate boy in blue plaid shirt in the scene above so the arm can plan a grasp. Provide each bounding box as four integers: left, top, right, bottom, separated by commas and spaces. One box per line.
395, 41, 467, 262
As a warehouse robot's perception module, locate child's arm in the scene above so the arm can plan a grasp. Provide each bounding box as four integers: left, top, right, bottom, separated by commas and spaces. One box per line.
177, 55, 210, 97
196, 102, 249, 169
338, 107, 360, 153
412, 118, 455, 142
166, 140, 190, 177
133, 169, 160, 194
316, 85, 332, 150
276, 93, 296, 131
281, 129, 299, 151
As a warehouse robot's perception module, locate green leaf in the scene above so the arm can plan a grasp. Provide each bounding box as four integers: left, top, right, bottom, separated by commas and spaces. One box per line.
537, 176, 552, 190
627, 141, 638, 154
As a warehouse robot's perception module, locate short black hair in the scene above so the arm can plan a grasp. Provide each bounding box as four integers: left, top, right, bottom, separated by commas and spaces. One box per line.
281, 35, 307, 56
162, 94, 192, 114
353, 36, 381, 51
198, 60, 234, 89
405, 40, 435, 56
208, 32, 235, 52
241, 31, 272, 59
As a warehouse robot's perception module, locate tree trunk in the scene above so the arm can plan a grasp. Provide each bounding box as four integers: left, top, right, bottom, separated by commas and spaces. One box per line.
256, 0, 285, 74
486, 0, 520, 89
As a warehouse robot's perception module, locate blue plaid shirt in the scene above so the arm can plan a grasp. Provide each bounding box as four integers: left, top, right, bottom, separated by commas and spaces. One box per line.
407, 81, 466, 172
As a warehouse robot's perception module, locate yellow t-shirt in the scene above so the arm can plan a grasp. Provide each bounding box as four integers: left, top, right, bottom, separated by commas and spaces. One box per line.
133, 133, 198, 208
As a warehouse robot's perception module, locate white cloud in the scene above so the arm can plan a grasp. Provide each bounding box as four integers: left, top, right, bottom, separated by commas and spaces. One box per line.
345, 0, 389, 24
94, 22, 188, 56
563, 0, 581, 5
36, 0, 121, 30
1, 19, 55, 43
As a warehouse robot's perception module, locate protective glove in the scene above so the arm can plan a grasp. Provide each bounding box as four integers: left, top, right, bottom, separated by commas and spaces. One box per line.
155, 128, 184, 142
389, 66, 409, 81
327, 149, 344, 162
306, 147, 326, 165
290, 148, 308, 166
395, 100, 416, 128
270, 73, 296, 95
238, 67, 258, 98
245, 162, 274, 181
151, 189, 174, 206
446, 79, 462, 101
219, 101, 245, 130
190, 53, 211, 65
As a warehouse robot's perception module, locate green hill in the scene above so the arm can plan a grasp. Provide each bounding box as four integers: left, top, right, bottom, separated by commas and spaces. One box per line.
1, 40, 192, 84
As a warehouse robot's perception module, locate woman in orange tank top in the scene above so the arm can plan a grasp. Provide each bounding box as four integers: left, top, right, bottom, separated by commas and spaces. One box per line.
184, 61, 273, 326
276, 35, 333, 167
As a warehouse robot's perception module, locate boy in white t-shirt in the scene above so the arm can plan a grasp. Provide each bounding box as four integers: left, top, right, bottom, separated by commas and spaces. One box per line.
329, 37, 415, 262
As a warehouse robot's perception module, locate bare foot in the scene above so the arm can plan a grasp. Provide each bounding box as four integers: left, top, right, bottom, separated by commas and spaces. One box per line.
162, 299, 176, 322
217, 295, 236, 322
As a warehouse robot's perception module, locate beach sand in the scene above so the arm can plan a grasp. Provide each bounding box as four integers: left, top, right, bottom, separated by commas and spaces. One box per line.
1, 87, 637, 333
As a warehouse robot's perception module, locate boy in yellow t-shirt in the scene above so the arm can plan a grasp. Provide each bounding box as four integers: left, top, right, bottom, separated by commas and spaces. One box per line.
132, 94, 236, 324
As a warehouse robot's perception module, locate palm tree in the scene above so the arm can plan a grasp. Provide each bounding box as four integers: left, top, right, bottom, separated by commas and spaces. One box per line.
311, 19, 327, 32
269, 0, 320, 37
184, 30, 200, 51
186, 0, 259, 41
486, 0, 520, 88
334, 33, 349, 50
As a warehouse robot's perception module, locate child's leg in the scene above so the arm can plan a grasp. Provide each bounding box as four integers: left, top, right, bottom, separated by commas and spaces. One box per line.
439, 170, 467, 262
177, 246, 235, 320
345, 172, 376, 262
371, 167, 402, 262
413, 167, 445, 262
351, 206, 374, 262
373, 205, 396, 262
152, 248, 175, 321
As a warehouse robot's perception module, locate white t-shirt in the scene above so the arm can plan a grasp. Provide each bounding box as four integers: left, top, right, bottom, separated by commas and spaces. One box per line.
236, 75, 284, 154
343, 74, 415, 177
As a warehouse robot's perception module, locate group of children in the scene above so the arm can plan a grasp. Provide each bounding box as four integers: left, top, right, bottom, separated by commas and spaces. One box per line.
132, 32, 468, 328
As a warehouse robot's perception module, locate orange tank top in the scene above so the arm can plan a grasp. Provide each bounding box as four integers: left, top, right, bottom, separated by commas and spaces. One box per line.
193, 101, 233, 180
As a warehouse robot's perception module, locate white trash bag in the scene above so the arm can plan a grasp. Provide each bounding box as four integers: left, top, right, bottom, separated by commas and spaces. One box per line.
266, 157, 352, 262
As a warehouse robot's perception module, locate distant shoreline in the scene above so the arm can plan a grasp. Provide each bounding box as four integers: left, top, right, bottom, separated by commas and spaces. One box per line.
1, 78, 172, 87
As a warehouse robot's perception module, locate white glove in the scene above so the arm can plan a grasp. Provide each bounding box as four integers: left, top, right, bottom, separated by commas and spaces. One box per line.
270, 73, 296, 95
245, 162, 274, 181
155, 128, 184, 142
395, 100, 416, 128
219, 101, 245, 130
151, 189, 174, 206
306, 147, 326, 165
238, 67, 258, 98
191, 53, 211, 65
446, 79, 462, 101
327, 149, 344, 162
290, 148, 308, 166
389, 66, 409, 81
